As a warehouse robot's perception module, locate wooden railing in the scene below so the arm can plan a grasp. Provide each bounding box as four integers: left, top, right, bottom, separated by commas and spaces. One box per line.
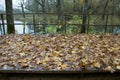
0, 13, 120, 34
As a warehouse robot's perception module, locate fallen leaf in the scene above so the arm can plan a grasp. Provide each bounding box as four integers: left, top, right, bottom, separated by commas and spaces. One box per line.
93, 62, 101, 68
116, 65, 120, 70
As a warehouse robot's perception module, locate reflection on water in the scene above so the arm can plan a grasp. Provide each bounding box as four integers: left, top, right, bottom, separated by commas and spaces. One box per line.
0, 20, 34, 35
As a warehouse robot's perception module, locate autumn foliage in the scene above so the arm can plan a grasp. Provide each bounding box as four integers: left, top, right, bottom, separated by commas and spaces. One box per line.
0, 34, 120, 72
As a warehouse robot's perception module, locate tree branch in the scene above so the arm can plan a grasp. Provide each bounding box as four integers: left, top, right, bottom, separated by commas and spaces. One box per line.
35, 0, 43, 6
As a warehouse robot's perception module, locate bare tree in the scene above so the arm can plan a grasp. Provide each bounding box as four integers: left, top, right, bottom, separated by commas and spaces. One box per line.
5, 0, 15, 34
35, 0, 46, 33
20, 0, 26, 34
102, 0, 109, 20
81, 0, 88, 33
56, 0, 64, 33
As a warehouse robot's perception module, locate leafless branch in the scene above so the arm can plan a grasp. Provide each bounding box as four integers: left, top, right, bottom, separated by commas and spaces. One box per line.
35, 0, 43, 6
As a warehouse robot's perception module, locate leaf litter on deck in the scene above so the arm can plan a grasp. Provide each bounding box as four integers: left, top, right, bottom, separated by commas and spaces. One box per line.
0, 34, 120, 73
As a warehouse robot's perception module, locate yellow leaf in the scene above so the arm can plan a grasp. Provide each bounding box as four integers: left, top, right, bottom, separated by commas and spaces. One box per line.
113, 47, 119, 54
81, 46, 86, 49
81, 58, 87, 63
21, 63, 28, 68
93, 62, 100, 68
19, 52, 25, 57
60, 64, 68, 68
36, 58, 42, 64
57, 62, 62, 66
42, 61, 46, 65
44, 56, 50, 62
18, 59, 27, 63
116, 65, 120, 70
36, 41, 41, 47
104, 66, 115, 73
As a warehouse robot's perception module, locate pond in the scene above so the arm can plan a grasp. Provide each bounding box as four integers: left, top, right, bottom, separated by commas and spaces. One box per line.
0, 20, 34, 35
114, 27, 120, 34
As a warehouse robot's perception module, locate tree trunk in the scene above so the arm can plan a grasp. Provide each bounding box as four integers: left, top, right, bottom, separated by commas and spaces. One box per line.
81, 0, 88, 33
34, 0, 47, 34
5, 0, 15, 34
73, 0, 76, 11
34, 0, 39, 12
56, 0, 63, 33
102, 0, 109, 20
57, 0, 62, 20
42, 0, 46, 34
21, 1, 26, 34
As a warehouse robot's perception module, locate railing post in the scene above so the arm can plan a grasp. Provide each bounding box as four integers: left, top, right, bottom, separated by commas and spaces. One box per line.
33, 13, 36, 34
87, 14, 90, 33
1, 14, 5, 34
105, 14, 108, 33
64, 15, 67, 34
